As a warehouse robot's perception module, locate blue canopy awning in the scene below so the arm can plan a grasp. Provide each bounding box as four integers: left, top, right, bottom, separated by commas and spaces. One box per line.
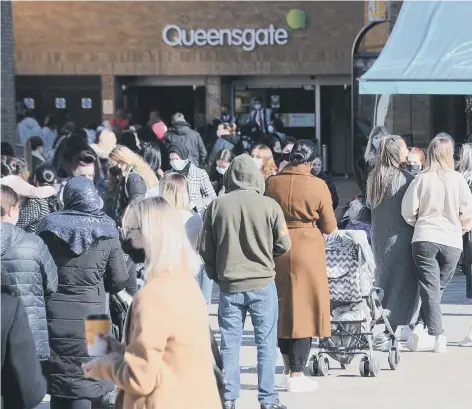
359, 1, 472, 95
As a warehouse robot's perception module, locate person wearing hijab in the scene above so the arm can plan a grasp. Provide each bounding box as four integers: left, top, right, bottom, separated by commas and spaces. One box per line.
167, 142, 216, 212
38, 176, 129, 409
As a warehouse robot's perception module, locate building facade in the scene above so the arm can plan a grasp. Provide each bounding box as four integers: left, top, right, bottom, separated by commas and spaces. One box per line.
12, 1, 468, 174
13, 0, 366, 174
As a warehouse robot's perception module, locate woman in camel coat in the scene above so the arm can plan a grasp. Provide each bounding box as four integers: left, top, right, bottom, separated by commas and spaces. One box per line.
266, 140, 337, 392
83, 197, 220, 409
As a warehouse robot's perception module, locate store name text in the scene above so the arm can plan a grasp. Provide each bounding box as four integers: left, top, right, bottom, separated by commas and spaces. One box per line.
162, 24, 289, 52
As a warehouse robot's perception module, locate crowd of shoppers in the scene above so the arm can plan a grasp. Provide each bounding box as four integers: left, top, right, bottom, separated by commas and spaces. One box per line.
1, 105, 472, 409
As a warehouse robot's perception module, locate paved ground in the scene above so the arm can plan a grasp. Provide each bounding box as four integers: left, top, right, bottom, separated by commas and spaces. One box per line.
208, 273, 471, 409
40, 179, 471, 408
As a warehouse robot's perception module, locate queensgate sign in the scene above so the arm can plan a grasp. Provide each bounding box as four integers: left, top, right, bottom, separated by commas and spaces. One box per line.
162, 24, 289, 52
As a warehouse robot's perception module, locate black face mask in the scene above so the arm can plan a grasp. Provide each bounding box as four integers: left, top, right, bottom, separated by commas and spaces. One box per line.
109, 165, 121, 177
121, 238, 145, 264
406, 164, 421, 175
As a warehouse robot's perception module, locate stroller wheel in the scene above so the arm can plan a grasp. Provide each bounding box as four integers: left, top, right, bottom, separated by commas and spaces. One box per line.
388, 347, 400, 370
317, 354, 330, 377
359, 356, 369, 377
368, 358, 381, 377
308, 355, 318, 376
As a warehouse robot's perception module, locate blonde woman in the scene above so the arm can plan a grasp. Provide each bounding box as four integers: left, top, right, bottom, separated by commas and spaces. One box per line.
82, 197, 221, 409
402, 136, 472, 353
159, 172, 203, 251
251, 144, 277, 181
107, 145, 159, 226
362, 135, 416, 348
159, 172, 210, 301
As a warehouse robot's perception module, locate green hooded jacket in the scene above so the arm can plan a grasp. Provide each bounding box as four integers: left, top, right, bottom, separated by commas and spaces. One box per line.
200, 154, 291, 293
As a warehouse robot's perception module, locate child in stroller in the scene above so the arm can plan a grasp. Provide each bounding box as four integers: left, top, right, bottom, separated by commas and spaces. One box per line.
308, 230, 400, 377
339, 196, 371, 244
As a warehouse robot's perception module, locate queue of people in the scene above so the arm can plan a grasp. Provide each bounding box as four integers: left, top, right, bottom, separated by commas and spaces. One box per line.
1, 107, 472, 409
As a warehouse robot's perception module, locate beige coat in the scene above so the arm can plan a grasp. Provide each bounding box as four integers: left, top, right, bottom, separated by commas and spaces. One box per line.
86, 273, 221, 409
266, 164, 337, 338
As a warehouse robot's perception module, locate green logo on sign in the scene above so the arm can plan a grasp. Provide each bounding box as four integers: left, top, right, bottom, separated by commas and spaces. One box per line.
286, 9, 307, 30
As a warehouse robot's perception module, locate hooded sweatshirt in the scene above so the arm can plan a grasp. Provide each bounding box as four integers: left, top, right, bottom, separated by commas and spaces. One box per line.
200, 154, 290, 292
17, 117, 42, 145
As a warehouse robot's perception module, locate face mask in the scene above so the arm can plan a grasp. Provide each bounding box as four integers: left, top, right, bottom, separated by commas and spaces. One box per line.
407, 164, 421, 175
109, 164, 121, 177
10, 214, 19, 226
170, 159, 188, 171
216, 130, 227, 138
254, 157, 263, 169
121, 238, 146, 264
372, 138, 381, 150
216, 166, 227, 175
254, 104, 262, 110
268, 125, 274, 133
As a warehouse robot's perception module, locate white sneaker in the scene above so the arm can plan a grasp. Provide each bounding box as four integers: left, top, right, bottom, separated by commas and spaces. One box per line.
459, 336, 472, 347
398, 326, 413, 342
278, 371, 290, 389
433, 334, 447, 353
406, 324, 424, 351
287, 375, 319, 393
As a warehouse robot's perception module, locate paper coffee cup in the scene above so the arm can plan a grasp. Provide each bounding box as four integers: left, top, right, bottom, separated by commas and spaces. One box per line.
85, 314, 110, 357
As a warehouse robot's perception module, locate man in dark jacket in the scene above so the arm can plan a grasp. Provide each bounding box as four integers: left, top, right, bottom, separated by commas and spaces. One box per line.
0, 185, 58, 361
165, 112, 207, 166
200, 154, 290, 409
1, 288, 47, 409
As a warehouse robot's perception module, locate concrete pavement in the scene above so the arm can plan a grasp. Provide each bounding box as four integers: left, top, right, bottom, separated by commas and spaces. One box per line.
208, 273, 471, 409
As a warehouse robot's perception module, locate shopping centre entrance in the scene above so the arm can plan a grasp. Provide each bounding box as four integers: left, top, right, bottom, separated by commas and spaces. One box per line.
119, 76, 206, 131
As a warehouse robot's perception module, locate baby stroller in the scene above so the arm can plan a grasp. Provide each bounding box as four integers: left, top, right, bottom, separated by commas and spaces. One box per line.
308, 230, 400, 378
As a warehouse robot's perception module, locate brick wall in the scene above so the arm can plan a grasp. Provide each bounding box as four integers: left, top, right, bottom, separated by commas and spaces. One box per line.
13, 1, 365, 76
205, 77, 221, 123
1, 0, 17, 146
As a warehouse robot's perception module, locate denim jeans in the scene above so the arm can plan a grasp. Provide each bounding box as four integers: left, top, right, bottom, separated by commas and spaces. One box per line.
197, 266, 214, 304
218, 282, 278, 404
412, 241, 462, 336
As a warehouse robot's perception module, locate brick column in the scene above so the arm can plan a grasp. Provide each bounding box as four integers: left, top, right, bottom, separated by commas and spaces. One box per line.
1, 0, 17, 146
205, 76, 221, 124
100, 75, 115, 117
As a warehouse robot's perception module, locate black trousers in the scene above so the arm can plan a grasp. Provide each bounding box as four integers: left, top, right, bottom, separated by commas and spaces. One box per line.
278, 338, 312, 373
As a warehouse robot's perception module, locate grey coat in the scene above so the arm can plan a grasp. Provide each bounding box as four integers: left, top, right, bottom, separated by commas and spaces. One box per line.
360, 170, 418, 327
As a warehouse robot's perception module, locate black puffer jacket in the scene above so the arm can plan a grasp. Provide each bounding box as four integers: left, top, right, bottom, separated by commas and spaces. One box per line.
39, 232, 128, 400
0, 222, 58, 360
165, 121, 207, 166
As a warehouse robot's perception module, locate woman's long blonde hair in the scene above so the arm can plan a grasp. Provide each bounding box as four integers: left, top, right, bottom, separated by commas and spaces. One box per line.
458, 143, 472, 186
366, 135, 405, 209
122, 197, 196, 280
159, 172, 190, 211
424, 135, 454, 175
252, 144, 277, 180
108, 145, 158, 194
